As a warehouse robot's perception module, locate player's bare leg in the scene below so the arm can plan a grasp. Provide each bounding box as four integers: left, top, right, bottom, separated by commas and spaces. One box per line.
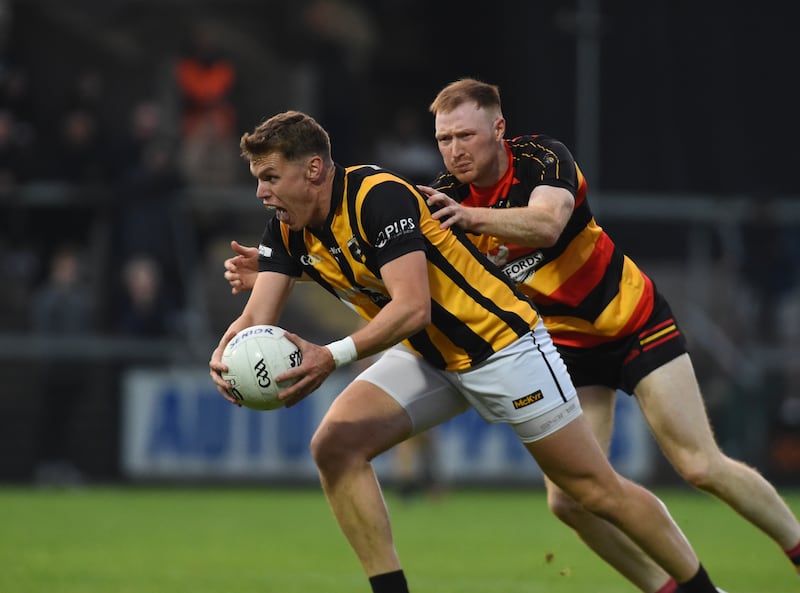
528, 414, 713, 587
636, 354, 800, 571
544, 385, 674, 592
310, 380, 411, 580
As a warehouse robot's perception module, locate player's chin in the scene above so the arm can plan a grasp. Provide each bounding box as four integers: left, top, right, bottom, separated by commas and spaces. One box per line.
451, 168, 475, 184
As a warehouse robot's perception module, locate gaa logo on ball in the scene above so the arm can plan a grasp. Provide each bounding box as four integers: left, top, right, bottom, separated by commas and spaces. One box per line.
221, 325, 301, 410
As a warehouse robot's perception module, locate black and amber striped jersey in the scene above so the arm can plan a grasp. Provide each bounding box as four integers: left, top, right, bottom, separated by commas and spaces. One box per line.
257, 164, 539, 371
432, 135, 655, 349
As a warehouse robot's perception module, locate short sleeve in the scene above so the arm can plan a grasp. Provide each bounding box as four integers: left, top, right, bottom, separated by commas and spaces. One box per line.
359, 179, 426, 269
257, 216, 303, 277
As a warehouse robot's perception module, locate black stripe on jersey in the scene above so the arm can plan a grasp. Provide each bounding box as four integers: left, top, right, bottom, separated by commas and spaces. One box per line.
430, 299, 493, 365
423, 234, 533, 360
536, 246, 625, 323
285, 231, 342, 299
343, 168, 383, 276
539, 198, 592, 262
406, 328, 447, 369
450, 225, 535, 316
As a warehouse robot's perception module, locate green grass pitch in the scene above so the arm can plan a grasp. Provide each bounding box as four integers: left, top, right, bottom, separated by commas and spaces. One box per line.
1, 486, 797, 592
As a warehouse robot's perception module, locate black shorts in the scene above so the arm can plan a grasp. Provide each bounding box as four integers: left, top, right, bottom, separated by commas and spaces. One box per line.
556, 290, 688, 395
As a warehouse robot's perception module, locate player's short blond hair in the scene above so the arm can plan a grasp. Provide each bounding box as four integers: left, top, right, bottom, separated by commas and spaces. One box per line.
429, 78, 502, 117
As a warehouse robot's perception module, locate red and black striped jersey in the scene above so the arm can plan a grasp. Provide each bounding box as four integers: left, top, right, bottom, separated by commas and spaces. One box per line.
432, 135, 654, 348
258, 164, 539, 370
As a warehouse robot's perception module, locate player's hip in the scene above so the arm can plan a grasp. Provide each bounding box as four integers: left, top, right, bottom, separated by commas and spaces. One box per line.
355, 320, 578, 440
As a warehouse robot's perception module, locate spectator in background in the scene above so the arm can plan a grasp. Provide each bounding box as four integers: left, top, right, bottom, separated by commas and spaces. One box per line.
175, 23, 237, 139
178, 112, 242, 188
174, 23, 241, 187
110, 99, 168, 178
30, 243, 95, 486
295, 0, 378, 163
52, 107, 109, 186
740, 198, 798, 342
48, 68, 111, 186
0, 48, 39, 137
110, 99, 187, 315
65, 68, 105, 119
375, 107, 441, 184
113, 254, 181, 338
0, 49, 38, 191
0, 108, 35, 192
738, 199, 800, 481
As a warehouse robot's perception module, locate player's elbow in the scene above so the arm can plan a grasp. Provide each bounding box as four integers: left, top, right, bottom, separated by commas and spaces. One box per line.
537, 223, 563, 248
407, 305, 431, 332
399, 300, 430, 335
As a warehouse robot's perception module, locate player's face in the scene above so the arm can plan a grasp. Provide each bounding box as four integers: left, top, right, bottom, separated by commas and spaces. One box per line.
249, 153, 321, 231
434, 102, 505, 187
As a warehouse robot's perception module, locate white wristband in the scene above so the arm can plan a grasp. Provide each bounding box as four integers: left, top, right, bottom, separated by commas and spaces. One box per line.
324, 336, 358, 368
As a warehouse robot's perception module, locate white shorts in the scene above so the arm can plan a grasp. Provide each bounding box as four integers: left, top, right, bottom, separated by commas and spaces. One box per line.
355, 320, 581, 442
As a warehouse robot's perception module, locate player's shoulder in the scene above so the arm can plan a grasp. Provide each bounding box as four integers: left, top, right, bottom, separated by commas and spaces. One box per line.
509, 133, 568, 153
509, 134, 576, 169
345, 163, 387, 181
431, 171, 469, 194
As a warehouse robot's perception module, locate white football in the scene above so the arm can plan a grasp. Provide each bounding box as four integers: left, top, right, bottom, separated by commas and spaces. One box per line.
221, 325, 302, 410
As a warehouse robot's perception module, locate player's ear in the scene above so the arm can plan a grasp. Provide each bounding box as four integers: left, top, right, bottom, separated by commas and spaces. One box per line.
494, 117, 506, 139
306, 155, 323, 181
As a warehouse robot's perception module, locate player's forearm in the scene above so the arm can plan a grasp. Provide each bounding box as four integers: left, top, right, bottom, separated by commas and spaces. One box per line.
469, 206, 562, 247
350, 301, 430, 361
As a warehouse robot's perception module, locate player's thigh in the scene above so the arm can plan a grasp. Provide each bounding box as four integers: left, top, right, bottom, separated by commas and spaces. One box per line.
634, 353, 720, 463
575, 385, 617, 453
543, 385, 615, 496
528, 414, 624, 506
344, 346, 469, 440
314, 377, 412, 461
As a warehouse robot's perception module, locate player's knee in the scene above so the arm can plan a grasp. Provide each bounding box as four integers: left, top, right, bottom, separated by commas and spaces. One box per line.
574, 488, 620, 521
672, 451, 718, 491
310, 421, 354, 474
547, 488, 586, 527
310, 418, 377, 476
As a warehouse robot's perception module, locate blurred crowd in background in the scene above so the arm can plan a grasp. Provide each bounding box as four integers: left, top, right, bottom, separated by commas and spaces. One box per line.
0, 0, 798, 487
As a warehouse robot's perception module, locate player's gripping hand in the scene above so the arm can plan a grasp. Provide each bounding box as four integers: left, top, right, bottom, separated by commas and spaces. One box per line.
209, 326, 242, 406
271, 332, 337, 408
417, 185, 476, 231
224, 240, 259, 295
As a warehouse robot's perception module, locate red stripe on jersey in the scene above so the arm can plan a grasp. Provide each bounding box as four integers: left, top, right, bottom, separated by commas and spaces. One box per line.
552, 331, 618, 348
547, 275, 653, 349
548, 231, 615, 307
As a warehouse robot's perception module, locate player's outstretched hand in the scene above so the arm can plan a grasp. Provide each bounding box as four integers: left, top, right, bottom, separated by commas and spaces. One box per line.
224, 240, 259, 295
